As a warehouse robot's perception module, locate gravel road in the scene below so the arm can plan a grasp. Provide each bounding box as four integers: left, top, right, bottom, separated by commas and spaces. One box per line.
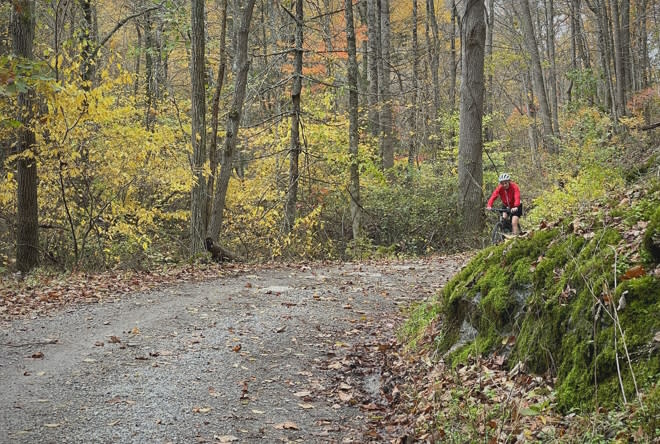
0, 257, 464, 443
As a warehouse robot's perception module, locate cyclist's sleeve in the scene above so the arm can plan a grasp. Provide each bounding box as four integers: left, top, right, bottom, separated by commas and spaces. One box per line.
487, 186, 501, 207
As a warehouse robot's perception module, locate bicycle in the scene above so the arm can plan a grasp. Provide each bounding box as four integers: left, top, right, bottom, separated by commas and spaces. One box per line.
487, 207, 518, 245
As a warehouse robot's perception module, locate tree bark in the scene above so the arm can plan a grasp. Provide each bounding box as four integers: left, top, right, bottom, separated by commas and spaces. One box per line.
12, 0, 39, 272
345, 0, 361, 239
426, 0, 441, 143
458, 0, 486, 237
366, 0, 380, 137
610, 0, 626, 115
484, 0, 494, 142
190, 0, 207, 255
408, 0, 419, 173
206, 0, 228, 231
208, 0, 256, 241
517, 0, 556, 152
379, 0, 393, 169
545, 0, 560, 138
284, 0, 303, 233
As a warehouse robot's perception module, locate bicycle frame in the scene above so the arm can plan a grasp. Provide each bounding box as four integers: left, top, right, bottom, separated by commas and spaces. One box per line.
487, 208, 513, 245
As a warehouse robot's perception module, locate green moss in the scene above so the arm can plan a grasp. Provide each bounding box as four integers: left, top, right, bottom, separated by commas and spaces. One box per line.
555, 275, 660, 411
411, 215, 659, 413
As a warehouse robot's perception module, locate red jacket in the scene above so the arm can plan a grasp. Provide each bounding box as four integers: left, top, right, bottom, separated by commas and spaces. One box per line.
487, 181, 520, 208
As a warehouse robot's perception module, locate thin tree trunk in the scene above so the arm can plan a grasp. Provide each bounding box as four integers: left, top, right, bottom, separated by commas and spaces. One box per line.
620, 0, 632, 92
610, 0, 626, 115
78, 0, 95, 88
379, 0, 393, 169
366, 0, 380, 137
545, 0, 560, 138
408, 0, 419, 173
134, 22, 142, 97
458, 0, 486, 237
426, 0, 441, 140
345, 0, 361, 239
206, 0, 228, 231
12, 0, 39, 272
284, 0, 303, 233
518, 0, 556, 152
484, 0, 494, 142
208, 0, 256, 241
190, 0, 207, 255
449, 0, 458, 149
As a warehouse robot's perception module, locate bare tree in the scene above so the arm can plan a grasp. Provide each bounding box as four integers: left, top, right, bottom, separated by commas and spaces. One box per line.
458, 0, 486, 237
284, 0, 303, 233
190, 0, 207, 255
517, 0, 556, 152
345, 0, 361, 239
206, 0, 229, 230
12, 0, 39, 272
208, 0, 256, 242
366, 0, 380, 137
379, 0, 394, 169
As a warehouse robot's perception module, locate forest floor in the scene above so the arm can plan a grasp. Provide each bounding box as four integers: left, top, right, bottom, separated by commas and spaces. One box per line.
0, 255, 467, 443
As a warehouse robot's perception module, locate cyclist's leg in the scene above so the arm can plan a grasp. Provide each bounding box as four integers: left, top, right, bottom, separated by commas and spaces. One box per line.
511, 203, 523, 234
512, 215, 520, 234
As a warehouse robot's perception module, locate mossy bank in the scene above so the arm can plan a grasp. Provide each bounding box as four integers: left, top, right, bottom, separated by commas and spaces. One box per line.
403, 185, 660, 413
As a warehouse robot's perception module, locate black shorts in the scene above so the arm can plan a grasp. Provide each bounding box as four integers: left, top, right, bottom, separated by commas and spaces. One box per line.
509, 203, 523, 217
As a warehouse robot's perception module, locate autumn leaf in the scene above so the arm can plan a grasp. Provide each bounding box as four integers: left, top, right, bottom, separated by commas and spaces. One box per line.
621, 265, 645, 280
274, 421, 299, 430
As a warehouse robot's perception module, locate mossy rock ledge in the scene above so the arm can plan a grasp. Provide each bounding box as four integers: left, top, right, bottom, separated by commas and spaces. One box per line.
435, 226, 659, 412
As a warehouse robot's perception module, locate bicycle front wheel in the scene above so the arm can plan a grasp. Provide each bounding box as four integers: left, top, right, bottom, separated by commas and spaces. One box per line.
491, 222, 505, 245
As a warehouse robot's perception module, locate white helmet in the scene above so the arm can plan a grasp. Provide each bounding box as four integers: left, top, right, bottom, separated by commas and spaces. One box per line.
498, 173, 511, 182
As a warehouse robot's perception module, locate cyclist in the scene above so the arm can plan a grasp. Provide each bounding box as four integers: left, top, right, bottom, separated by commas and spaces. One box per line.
486, 173, 522, 235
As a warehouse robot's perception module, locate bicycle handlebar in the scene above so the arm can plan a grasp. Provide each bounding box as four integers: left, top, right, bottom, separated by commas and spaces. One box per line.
486, 207, 512, 214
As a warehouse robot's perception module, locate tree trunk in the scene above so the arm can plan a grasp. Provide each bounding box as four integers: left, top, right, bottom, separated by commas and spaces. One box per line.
12, 0, 39, 273
190, 0, 207, 255
610, 0, 626, 115
284, 0, 303, 233
545, 0, 560, 138
78, 0, 95, 88
449, 0, 458, 149
379, 0, 393, 169
345, 0, 361, 239
484, 0, 494, 142
206, 0, 228, 231
408, 0, 419, 173
366, 0, 380, 137
518, 0, 556, 152
458, 0, 486, 237
426, 0, 441, 142
208, 0, 256, 241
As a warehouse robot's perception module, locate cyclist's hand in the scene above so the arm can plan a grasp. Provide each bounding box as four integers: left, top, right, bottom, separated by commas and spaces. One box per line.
511, 207, 518, 213
486, 206, 492, 210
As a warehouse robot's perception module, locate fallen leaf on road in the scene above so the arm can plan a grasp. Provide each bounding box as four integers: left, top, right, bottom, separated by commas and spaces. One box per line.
44, 423, 60, 428
192, 406, 212, 413
109, 336, 121, 343
107, 420, 120, 426
274, 421, 299, 430
215, 436, 239, 443
294, 390, 312, 397
30, 352, 44, 359
298, 403, 314, 409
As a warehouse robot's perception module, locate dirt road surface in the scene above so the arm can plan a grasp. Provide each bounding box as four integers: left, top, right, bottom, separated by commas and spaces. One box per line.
1, 257, 464, 443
